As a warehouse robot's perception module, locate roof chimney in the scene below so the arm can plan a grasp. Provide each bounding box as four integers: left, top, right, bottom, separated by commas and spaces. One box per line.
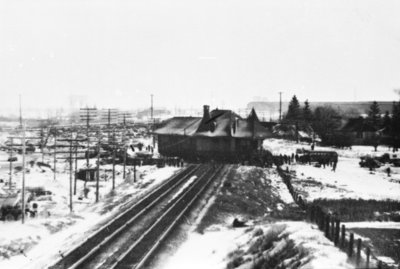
202, 105, 211, 121
203, 105, 210, 114
197, 105, 214, 132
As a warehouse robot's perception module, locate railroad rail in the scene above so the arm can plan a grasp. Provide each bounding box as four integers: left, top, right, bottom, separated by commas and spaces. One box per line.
50, 163, 226, 269
111, 164, 226, 269
49, 164, 200, 269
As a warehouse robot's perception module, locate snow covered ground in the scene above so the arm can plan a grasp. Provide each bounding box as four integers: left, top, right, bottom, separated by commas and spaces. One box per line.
292, 157, 400, 201
0, 152, 180, 269
343, 221, 400, 229
264, 139, 400, 201
160, 222, 353, 269
157, 140, 400, 269
1, 137, 398, 269
154, 164, 354, 269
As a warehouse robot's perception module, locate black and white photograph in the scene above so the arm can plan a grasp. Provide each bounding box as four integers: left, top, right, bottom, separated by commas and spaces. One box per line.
0, 1, 400, 268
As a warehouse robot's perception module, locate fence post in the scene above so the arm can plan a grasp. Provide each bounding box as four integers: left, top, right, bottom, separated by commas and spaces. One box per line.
325, 214, 331, 239
348, 233, 354, 258
341, 225, 346, 248
309, 205, 314, 222
356, 238, 361, 266
298, 195, 304, 208
319, 209, 325, 230
366, 247, 370, 269
334, 219, 340, 246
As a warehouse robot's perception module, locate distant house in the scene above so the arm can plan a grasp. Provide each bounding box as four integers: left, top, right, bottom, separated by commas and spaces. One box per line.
271, 122, 314, 143
340, 117, 379, 144
153, 105, 273, 161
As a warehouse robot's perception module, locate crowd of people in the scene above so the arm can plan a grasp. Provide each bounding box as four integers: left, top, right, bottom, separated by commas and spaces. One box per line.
273, 151, 338, 172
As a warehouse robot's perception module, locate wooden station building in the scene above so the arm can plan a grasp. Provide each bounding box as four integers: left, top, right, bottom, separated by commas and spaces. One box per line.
153, 105, 272, 162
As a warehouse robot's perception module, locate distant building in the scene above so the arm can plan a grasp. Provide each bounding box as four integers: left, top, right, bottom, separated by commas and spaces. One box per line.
153, 105, 273, 162
247, 101, 394, 119
340, 117, 379, 144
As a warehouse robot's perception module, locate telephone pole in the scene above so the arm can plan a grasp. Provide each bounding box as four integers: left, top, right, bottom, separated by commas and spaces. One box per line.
19, 95, 23, 128
278, 91, 283, 122
80, 107, 97, 167
150, 94, 154, 121
101, 108, 118, 142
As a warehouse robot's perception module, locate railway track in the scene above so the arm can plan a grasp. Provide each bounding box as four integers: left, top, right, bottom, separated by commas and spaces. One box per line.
50, 163, 226, 269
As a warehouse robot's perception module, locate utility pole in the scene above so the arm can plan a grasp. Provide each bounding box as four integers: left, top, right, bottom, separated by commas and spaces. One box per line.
111, 129, 116, 190
80, 107, 97, 167
101, 108, 118, 142
8, 138, 13, 190
21, 124, 26, 224
19, 94, 22, 128
53, 134, 57, 181
150, 94, 154, 122
122, 128, 128, 179
96, 131, 101, 202
278, 91, 283, 122
56, 133, 86, 212
8, 128, 41, 224
151, 94, 156, 149
119, 111, 133, 128
69, 135, 73, 212
74, 137, 80, 195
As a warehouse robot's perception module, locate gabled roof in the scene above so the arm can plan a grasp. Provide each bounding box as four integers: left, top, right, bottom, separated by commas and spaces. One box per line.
153, 117, 201, 136
153, 107, 273, 139
341, 117, 378, 132
247, 107, 260, 122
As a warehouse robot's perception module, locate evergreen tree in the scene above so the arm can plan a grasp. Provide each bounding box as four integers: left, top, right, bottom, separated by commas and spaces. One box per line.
367, 101, 381, 128
382, 111, 391, 130
391, 101, 400, 144
285, 95, 301, 121
303, 100, 312, 122
312, 106, 341, 141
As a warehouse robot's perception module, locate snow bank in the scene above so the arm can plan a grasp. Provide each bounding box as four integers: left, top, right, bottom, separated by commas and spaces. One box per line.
342, 221, 400, 229
284, 222, 353, 269
160, 227, 244, 269
160, 222, 353, 269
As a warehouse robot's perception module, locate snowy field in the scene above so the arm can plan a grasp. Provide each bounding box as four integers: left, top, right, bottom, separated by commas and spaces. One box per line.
264, 139, 400, 201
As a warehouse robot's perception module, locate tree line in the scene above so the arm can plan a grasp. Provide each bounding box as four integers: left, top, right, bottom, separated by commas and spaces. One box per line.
282, 95, 400, 150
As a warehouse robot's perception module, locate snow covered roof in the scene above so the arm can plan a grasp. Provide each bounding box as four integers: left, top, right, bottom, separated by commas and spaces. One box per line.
154, 106, 273, 139
152, 117, 202, 136
341, 117, 378, 132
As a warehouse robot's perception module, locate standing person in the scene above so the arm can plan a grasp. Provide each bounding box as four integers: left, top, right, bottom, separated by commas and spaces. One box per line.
387, 166, 391, 177
332, 160, 337, 172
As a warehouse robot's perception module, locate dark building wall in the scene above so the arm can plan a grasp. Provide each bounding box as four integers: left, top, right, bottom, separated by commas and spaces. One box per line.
158, 135, 194, 156
157, 134, 262, 161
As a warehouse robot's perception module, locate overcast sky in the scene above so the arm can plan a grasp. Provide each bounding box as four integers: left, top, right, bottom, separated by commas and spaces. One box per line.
1, 0, 400, 114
